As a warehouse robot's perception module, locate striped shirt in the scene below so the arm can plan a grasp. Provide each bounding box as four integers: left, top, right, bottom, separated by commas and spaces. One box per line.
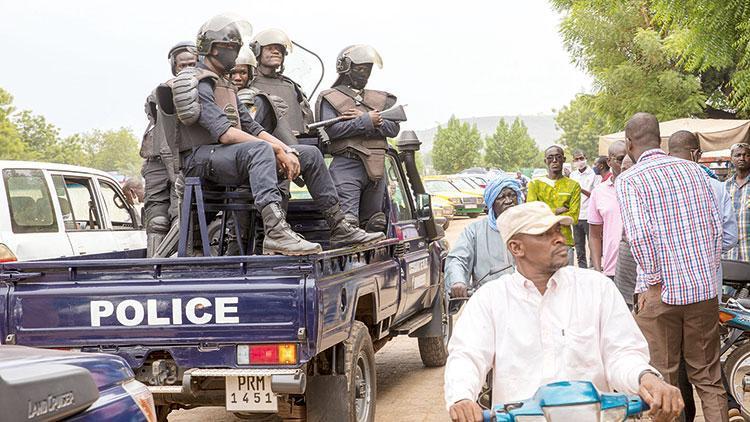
615, 149, 722, 305
725, 175, 750, 261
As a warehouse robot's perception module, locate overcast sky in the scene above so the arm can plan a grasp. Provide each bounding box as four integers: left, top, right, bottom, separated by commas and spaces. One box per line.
0, 0, 591, 137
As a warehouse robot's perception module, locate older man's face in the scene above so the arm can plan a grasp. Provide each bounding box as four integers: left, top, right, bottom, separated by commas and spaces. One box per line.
492, 187, 518, 216
732, 145, 750, 171
513, 224, 569, 272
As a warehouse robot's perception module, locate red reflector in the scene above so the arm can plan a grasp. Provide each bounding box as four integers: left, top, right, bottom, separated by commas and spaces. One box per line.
394, 225, 404, 241
250, 345, 279, 364
719, 311, 735, 323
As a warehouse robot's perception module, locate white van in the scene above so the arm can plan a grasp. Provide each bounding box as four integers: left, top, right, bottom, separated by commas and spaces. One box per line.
0, 161, 146, 262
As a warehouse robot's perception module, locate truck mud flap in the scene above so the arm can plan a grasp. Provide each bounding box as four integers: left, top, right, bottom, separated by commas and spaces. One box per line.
305, 374, 348, 422
410, 290, 443, 338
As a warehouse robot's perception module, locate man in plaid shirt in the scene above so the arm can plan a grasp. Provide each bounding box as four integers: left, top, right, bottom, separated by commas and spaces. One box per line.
725, 142, 750, 262
616, 113, 726, 421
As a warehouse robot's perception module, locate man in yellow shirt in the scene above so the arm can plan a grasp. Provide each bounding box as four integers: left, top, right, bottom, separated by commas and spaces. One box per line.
526, 145, 581, 264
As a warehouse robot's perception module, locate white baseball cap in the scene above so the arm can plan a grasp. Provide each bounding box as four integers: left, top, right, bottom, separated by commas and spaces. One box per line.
498, 202, 573, 245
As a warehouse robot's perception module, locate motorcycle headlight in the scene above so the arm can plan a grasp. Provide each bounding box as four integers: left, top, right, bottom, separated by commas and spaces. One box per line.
543, 403, 600, 421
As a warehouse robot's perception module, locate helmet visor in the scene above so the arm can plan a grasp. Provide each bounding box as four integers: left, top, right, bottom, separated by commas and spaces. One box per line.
345, 45, 383, 69
201, 13, 252, 44
252, 28, 293, 53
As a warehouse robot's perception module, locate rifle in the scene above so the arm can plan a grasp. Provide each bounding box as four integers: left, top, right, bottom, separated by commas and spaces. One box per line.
308, 104, 407, 130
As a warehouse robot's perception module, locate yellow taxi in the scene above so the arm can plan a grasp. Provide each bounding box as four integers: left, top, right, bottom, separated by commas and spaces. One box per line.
423, 176, 485, 218
430, 195, 455, 228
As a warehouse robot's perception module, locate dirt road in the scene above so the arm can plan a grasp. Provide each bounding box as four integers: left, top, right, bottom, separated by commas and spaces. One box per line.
169, 217, 474, 422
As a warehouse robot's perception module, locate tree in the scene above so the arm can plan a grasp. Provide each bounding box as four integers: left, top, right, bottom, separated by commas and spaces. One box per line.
484, 119, 511, 168
431, 116, 483, 174
551, 0, 707, 130
651, 0, 750, 114
81, 128, 142, 176
484, 118, 541, 171
13, 110, 60, 159
0, 88, 26, 160
555, 94, 608, 160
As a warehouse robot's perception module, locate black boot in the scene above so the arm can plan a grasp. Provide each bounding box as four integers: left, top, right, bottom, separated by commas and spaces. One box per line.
364, 212, 387, 233
261, 203, 322, 255
326, 205, 385, 249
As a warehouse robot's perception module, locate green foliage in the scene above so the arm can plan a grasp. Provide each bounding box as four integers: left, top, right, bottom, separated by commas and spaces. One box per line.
431, 116, 483, 174
555, 94, 607, 159
0, 86, 141, 175
484, 118, 541, 171
650, 0, 750, 114
81, 128, 142, 176
13, 110, 61, 159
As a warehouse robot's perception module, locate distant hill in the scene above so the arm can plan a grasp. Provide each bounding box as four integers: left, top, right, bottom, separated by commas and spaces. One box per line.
413, 115, 560, 153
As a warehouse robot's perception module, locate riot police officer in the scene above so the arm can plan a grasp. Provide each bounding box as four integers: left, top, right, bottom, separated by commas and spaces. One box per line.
141, 41, 197, 257
165, 15, 383, 255
230, 47, 296, 146
315, 45, 400, 231
249, 29, 314, 139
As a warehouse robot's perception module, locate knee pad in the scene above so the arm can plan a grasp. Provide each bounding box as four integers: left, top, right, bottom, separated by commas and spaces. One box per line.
147, 215, 170, 234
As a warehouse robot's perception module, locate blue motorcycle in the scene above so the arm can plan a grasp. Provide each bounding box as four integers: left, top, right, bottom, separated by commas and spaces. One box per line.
719, 260, 750, 420
481, 381, 646, 422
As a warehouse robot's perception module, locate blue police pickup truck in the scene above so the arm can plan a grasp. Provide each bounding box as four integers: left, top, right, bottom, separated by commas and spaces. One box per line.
0, 137, 450, 422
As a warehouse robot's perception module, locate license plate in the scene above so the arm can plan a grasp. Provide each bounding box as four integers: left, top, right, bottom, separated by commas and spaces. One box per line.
225, 376, 277, 412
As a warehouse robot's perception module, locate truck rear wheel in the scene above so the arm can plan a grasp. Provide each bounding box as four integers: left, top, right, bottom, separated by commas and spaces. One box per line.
467, 213, 480, 219
417, 334, 449, 367
345, 321, 376, 422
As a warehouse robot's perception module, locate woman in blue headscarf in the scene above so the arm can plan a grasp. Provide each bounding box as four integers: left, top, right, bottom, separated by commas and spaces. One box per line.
445, 175, 524, 297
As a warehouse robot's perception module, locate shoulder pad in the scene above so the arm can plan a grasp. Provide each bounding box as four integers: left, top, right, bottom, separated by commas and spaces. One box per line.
384, 92, 398, 108
172, 68, 202, 125
237, 87, 259, 107
282, 75, 309, 99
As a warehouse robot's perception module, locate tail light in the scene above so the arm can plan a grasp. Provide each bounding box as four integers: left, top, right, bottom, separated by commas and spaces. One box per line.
0, 243, 16, 263
237, 344, 297, 365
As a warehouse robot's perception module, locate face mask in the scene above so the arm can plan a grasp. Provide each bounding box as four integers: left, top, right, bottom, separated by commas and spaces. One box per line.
346, 72, 369, 90
593, 166, 601, 175
573, 160, 586, 170
215, 48, 239, 73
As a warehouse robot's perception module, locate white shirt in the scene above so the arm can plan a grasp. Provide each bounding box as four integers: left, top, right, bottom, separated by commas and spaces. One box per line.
444, 266, 656, 410
570, 166, 599, 220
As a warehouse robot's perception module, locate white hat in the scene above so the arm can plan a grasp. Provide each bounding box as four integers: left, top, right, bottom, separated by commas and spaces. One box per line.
498, 202, 573, 245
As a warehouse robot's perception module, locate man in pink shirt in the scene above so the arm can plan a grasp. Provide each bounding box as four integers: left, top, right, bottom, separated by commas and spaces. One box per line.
589, 140, 627, 279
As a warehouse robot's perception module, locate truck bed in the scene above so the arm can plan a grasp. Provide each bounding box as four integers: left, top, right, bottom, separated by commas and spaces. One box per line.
1, 240, 402, 371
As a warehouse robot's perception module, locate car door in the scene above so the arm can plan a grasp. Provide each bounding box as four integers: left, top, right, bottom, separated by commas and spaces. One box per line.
95, 177, 146, 252
50, 173, 119, 256
385, 155, 432, 323
0, 168, 73, 260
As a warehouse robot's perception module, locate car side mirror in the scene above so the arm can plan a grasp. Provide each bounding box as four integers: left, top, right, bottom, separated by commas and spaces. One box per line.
415, 193, 432, 221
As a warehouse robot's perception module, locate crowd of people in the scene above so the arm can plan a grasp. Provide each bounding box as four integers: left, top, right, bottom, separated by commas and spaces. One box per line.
445, 112, 750, 422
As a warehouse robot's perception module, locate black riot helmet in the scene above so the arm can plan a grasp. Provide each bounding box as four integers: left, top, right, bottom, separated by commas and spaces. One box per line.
195, 13, 252, 56
167, 41, 197, 76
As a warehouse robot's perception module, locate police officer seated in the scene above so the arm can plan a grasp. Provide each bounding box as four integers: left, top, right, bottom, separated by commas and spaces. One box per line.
168, 15, 384, 256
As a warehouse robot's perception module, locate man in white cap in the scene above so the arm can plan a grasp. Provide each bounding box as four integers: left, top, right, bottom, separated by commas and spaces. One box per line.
444, 202, 682, 422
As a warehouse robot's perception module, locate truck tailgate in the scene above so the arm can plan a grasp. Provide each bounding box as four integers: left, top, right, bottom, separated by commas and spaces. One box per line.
3, 257, 311, 349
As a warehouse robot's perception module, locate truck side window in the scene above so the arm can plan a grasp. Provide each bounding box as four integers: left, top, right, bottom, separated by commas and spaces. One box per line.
385, 156, 413, 222
98, 180, 135, 229
3, 169, 58, 233
51, 175, 101, 231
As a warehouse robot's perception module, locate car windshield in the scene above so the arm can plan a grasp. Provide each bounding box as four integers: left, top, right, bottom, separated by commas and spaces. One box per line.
450, 178, 475, 191
425, 180, 459, 194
